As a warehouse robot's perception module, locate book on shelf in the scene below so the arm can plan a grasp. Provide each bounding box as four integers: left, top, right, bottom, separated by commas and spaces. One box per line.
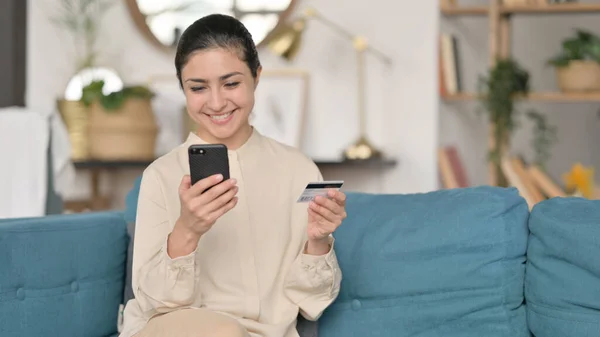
438, 146, 469, 189
503, 0, 549, 5
500, 155, 568, 209
439, 33, 462, 97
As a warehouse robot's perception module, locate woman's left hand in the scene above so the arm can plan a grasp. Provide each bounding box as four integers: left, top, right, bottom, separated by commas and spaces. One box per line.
307, 189, 347, 242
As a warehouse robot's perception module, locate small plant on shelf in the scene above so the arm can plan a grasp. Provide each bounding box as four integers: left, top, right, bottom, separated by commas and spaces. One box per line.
80, 80, 158, 161
547, 29, 600, 93
477, 58, 557, 186
81, 80, 154, 111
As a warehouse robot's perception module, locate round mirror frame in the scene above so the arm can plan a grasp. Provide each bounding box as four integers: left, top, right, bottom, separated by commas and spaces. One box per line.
124, 0, 298, 54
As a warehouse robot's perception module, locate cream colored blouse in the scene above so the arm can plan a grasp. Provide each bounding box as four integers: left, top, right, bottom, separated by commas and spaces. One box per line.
120, 129, 342, 337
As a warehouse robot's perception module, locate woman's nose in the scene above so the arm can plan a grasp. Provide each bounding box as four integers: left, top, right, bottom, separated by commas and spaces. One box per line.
207, 89, 227, 112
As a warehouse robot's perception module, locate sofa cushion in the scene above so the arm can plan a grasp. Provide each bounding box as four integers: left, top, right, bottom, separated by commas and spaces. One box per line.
525, 197, 600, 336
318, 186, 530, 337
0, 211, 128, 337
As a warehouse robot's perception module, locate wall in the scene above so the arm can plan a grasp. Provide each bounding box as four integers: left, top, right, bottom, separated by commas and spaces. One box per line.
26, 0, 440, 209
440, 0, 600, 186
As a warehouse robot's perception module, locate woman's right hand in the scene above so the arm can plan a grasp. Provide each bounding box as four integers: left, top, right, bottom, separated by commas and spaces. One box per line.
168, 174, 238, 258
176, 173, 238, 238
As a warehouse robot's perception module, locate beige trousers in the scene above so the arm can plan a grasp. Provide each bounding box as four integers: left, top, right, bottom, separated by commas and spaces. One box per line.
135, 308, 250, 337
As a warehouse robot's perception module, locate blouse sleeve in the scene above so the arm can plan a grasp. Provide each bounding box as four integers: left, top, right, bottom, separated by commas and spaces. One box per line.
283, 166, 343, 321
131, 168, 199, 316
283, 236, 342, 321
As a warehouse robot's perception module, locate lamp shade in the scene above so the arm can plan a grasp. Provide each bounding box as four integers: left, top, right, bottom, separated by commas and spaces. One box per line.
267, 18, 306, 61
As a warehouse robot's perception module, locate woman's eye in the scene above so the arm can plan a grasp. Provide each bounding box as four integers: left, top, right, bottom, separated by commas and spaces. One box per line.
190, 86, 205, 92
225, 82, 240, 88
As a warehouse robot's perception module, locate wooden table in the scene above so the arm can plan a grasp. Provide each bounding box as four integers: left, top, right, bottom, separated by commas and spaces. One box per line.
65, 160, 152, 212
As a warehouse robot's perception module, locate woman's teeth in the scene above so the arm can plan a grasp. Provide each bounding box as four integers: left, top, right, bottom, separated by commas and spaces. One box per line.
210, 111, 233, 121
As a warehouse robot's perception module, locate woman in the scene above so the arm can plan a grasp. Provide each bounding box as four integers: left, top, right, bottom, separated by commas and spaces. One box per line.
120, 14, 346, 337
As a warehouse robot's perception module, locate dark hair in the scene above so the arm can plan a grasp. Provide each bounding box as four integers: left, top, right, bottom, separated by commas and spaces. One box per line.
175, 14, 261, 86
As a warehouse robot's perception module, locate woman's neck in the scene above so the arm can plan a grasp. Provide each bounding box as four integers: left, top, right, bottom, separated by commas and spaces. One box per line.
196, 124, 253, 150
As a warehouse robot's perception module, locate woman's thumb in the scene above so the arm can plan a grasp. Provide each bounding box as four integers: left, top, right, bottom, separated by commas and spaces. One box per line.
180, 175, 192, 192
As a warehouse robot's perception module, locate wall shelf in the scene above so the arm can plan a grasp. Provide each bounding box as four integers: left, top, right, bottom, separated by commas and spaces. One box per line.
66, 158, 397, 212
441, 3, 600, 16
502, 3, 600, 14
442, 92, 600, 102
441, 6, 487, 16
73, 158, 398, 170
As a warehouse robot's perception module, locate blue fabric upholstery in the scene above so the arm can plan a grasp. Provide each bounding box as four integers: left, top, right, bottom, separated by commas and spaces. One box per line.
124, 176, 142, 223
318, 186, 530, 337
123, 175, 142, 305
0, 211, 128, 337
525, 197, 600, 336
3, 179, 600, 337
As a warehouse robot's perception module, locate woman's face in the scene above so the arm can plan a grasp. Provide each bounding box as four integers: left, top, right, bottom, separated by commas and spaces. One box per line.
181, 47, 260, 148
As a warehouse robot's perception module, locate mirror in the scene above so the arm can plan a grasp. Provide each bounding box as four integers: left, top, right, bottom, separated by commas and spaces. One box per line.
125, 0, 298, 53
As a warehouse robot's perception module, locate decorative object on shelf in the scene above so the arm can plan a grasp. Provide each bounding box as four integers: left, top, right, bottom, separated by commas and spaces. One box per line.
50, 0, 117, 160
58, 67, 125, 160
562, 163, 595, 199
251, 69, 309, 149
124, 0, 298, 53
57, 99, 90, 160
548, 29, 600, 93
477, 58, 557, 186
82, 80, 158, 160
267, 7, 393, 161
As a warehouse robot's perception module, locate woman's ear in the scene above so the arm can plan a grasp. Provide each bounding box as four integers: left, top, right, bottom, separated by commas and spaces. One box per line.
254, 66, 262, 89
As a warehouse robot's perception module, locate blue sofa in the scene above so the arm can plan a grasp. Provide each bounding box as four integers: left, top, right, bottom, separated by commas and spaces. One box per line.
1, 183, 599, 337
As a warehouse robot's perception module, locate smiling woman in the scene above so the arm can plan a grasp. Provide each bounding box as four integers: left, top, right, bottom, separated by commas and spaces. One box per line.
120, 13, 345, 337
125, 0, 298, 53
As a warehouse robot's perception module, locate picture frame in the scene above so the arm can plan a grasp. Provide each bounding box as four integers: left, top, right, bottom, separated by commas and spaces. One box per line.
146, 74, 187, 155
251, 68, 309, 149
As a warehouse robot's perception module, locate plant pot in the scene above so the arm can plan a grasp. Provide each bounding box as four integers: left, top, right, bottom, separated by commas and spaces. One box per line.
556, 60, 600, 93
88, 98, 158, 160
57, 99, 90, 160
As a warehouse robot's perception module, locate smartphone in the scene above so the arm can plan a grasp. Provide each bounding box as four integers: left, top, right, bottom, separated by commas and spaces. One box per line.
188, 144, 230, 187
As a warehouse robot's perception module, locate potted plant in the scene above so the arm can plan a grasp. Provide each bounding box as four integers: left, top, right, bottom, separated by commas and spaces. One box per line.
478, 58, 557, 186
81, 80, 158, 160
548, 29, 600, 93
51, 0, 116, 160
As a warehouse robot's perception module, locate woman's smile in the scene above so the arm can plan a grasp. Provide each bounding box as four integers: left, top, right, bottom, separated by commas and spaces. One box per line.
204, 108, 237, 125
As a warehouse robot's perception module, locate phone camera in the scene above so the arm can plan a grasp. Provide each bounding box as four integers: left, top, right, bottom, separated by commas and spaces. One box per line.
190, 148, 206, 155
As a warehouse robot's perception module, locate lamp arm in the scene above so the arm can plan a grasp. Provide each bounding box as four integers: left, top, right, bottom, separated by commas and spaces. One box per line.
309, 11, 392, 65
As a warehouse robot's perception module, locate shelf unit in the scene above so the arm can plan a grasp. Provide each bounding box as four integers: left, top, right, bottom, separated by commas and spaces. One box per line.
440, 0, 600, 185
442, 3, 600, 16
443, 92, 600, 102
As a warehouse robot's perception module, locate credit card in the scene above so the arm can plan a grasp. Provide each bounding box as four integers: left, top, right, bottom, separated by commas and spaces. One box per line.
296, 180, 344, 203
